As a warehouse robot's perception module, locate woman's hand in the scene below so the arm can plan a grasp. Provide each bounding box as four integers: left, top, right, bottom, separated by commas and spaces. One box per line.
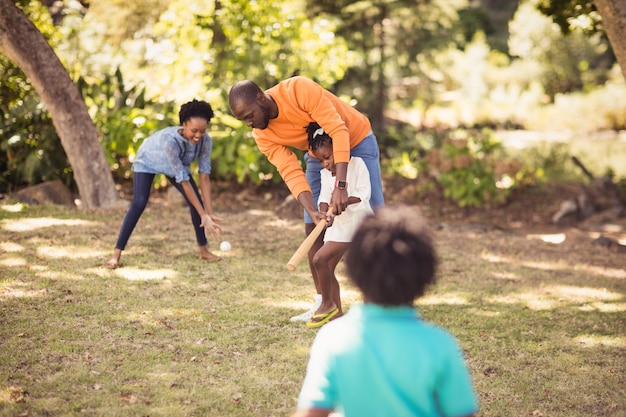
209, 213, 224, 224
201, 213, 223, 237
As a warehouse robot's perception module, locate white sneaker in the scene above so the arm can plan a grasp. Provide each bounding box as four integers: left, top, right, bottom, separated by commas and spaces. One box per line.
290, 294, 322, 322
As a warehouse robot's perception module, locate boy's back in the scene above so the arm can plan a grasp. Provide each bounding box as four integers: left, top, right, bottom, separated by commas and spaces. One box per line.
292, 206, 479, 417
298, 303, 478, 417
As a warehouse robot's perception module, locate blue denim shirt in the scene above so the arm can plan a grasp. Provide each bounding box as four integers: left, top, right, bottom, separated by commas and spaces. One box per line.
132, 126, 212, 183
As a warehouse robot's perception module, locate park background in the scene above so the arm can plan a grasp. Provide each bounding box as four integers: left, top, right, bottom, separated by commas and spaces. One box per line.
2, 0, 626, 204
1, 1, 625, 416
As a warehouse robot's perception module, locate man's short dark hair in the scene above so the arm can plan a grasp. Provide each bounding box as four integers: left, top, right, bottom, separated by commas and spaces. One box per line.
228, 80, 264, 109
345, 206, 437, 306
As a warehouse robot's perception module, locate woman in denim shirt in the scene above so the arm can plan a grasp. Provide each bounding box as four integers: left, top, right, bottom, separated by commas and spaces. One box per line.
106, 99, 223, 269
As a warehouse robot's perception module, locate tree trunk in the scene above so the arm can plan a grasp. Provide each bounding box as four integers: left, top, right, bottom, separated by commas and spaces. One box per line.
594, 0, 626, 81
0, 0, 119, 209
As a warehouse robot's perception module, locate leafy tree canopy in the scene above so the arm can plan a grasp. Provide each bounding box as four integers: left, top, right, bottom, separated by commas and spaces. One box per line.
536, 0, 602, 33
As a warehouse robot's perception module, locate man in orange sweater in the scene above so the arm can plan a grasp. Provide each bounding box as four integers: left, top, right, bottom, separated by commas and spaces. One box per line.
229, 76, 384, 322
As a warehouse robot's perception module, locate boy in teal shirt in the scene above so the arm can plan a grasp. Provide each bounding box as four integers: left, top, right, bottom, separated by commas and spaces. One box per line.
292, 206, 479, 417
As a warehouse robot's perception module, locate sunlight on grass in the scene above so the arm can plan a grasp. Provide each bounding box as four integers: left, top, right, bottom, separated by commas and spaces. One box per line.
246, 209, 274, 217
548, 285, 623, 302
575, 334, 626, 348
485, 293, 561, 310
266, 218, 300, 230
264, 286, 362, 311
417, 293, 470, 305
34, 270, 89, 281
578, 302, 626, 313
0, 203, 25, 213
468, 308, 501, 317
268, 299, 317, 310
114, 267, 178, 281
486, 285, 623, 310
0, 285, 47, 300
0, 256, 27, 267
526, 233, 566, 244
36, 245, 108, 259
482, 252, 626, 279
579, 264, 626, 279
483, 252, 569, 271
0, 241, 25, 252
0, 385, 27, 404
1, 217, 99, 232
489, 271, 521, 281
126, 308, 205, 327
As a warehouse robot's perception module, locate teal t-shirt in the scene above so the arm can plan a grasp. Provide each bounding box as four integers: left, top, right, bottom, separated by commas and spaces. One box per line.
297, 303, 479, 417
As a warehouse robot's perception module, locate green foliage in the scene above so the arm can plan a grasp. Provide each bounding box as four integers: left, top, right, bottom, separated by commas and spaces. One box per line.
3, 0, 624, 192
76, 0, 354, 106
509, 1, 613, 98
76, 69, 176, 179
0, 92, 71, 191
209, 114, 286, 185
523, 67, 626, 132
381, 126, 541, 208
456, 6, 496, 45
51, 0, 351, 187
0, 1, 71, 192
517, 142, 579, 182
536, 0, 600, 34
424, 129, 530, 207
305, 0, 469, 130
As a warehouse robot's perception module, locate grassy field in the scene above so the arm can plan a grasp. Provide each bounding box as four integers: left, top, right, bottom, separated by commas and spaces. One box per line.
1, 197, 625, 417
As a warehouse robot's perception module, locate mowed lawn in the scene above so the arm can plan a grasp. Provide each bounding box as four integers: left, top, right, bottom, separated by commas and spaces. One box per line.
1, 198, 625, 417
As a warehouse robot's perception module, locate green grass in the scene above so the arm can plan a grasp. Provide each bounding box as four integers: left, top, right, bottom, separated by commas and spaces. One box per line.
1, 199, 625, 416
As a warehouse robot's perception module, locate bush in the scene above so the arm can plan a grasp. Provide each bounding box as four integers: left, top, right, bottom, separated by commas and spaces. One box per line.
77, 69, 176, 180
208, 112, 287, 185
423, 129, 532, 207
0, 63, 73, 193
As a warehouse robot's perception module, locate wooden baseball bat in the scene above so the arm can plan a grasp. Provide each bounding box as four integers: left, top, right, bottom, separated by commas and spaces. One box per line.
287, 208, 333, 271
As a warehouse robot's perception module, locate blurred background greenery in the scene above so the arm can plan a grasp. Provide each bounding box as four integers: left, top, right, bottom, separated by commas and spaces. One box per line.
2, 0, 625, 208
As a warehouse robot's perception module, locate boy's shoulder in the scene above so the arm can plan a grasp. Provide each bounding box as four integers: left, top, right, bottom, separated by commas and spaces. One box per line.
332, 305, 458, 338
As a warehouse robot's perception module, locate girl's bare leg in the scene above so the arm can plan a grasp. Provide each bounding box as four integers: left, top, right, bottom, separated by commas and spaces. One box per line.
306, 223, 325, 294
312, 242, 348, 316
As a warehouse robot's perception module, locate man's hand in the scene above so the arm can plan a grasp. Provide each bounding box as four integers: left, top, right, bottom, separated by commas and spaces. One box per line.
330, 161, 348, 215
310, 210, 327, 226
330, 188, 348, 215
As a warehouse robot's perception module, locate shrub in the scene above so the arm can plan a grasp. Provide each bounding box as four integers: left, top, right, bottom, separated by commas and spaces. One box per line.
424, 129, 532, 207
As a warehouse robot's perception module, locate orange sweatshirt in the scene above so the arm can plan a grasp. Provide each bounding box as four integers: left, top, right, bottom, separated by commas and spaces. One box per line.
253, 76, 372, 199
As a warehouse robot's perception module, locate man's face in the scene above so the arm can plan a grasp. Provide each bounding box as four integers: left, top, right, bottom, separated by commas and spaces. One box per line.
231, 98, 271, 130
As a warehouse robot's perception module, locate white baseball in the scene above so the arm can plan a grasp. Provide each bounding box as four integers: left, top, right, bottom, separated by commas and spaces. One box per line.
220, 241, 231, 252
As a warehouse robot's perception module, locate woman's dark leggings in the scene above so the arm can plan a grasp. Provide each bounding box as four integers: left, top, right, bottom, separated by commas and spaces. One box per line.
114, 172, 207, 250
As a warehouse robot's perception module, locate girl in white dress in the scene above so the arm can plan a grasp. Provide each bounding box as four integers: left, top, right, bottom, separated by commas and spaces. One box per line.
305, 123, 374, 328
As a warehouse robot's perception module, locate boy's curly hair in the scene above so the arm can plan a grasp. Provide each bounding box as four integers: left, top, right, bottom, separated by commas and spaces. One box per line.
306, 122, 332, 152
179, 99, 214, 125
345, 206, 438, 306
